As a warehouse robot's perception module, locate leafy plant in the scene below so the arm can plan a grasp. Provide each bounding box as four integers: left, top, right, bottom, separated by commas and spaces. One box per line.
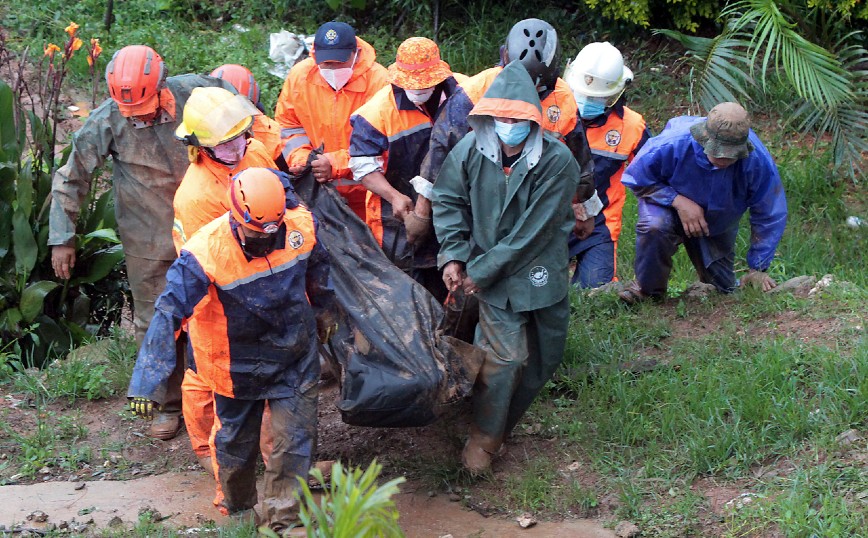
657, 0, 868, 178
0, 26, 128, 367
294, 460, 406, 537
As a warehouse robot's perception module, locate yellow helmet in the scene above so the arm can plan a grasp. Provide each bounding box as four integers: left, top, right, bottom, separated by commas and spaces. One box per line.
175, 87, 258, 147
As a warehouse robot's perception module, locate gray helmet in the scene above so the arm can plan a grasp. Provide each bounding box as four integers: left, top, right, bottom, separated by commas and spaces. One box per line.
505, 18, 561, 93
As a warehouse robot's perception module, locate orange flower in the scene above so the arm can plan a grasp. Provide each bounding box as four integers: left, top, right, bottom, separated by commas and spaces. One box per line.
90, 38, 102, 57
65, 22, 79, 36
44, 43, 61, 58
71, 37, 83, 52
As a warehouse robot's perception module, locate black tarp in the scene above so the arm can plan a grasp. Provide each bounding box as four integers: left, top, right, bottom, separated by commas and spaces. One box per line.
291, 170, 484, 428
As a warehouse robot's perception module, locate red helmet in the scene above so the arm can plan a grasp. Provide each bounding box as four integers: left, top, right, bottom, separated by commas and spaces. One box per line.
229, 168, 286, 233
105, 45, 167, 117
210, 64, 261, 105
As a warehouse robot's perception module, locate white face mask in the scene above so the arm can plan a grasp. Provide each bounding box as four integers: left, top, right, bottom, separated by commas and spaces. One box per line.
405, 87, 435, 105
318, 51, 358, 91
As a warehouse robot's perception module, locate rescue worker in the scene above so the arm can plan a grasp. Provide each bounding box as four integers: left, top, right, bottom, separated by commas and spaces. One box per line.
349, 37, 465, 302
433, 62, 580, 474
417, 18, 600, 244
49, 45, 233, 440
128, 168, 338, 533
619, 102, 788, 303
210, 64, 286, 166
275, 21, 389, 220
563, 42, 651, 287
171, 86, 276, 474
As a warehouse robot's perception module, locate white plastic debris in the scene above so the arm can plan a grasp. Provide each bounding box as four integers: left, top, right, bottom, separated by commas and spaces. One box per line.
269, 31, 309, 79
846, 216, 864, 228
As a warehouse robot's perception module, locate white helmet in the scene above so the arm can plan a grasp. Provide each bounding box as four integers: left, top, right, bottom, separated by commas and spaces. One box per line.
564, 42, 633, 101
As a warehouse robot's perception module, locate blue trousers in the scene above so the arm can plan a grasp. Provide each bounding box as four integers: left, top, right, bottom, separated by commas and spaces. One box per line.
213, 384, 318, 532
571, 240, 616, 288
634, 200, 737, 296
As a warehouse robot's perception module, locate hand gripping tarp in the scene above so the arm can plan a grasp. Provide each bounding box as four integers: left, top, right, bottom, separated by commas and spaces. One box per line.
291, 169, 484, 428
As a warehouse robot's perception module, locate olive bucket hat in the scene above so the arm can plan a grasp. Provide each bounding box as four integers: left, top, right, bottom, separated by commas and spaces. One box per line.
690, 102, 754, 160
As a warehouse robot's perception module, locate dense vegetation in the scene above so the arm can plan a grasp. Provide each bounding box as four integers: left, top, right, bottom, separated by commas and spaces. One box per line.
0, 1, 865, 536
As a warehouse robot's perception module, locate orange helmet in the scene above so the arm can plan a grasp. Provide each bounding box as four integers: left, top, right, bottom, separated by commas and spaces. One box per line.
229, 168, 286, 233
210, 64, 261, 106
106, 45, 167, 117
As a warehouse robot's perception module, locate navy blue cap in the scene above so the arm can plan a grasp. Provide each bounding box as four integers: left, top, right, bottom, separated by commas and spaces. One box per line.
313, 22, 357, 64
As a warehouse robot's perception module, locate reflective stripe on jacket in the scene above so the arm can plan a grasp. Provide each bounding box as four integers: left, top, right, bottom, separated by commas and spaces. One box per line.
570, 105, 649, 256
274, 37, 388, 196
348, 76, 464, 266
129, 208, 335, 402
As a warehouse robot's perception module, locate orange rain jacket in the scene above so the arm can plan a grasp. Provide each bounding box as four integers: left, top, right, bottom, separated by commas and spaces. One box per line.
171, 139, 276, 253
348, 76, 465, 266
251, 114, 285, 164
571, 104, 649, 256
129, 207, 335, 402
274, 37, 389, 218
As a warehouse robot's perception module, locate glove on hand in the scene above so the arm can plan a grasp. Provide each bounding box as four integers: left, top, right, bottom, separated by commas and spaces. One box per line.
316, 313, 338, 344
130, 397, 160, 420
403, 211, 432, 245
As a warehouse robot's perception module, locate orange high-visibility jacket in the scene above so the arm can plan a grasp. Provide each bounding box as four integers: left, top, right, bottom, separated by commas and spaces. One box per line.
348, 76, 465, 250
172, 139, 275, 253
274, 37, 388, 191
583, 105, 649, 246
129, 208, 334, 402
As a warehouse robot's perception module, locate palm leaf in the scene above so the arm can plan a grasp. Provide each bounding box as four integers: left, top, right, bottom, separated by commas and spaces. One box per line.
655, 28, 754, 110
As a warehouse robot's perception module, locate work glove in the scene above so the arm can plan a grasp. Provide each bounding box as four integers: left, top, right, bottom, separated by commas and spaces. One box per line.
403, 211, 432, 245
129, 397, 160, 420
316, 313, 339, 344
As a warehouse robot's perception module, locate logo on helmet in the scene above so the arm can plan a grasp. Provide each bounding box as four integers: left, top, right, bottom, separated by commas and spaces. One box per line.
325, 29, 338, 44
605, 129, 622, 147
529, 266, 549, 287
584, 75, 594, 87
288, 230, 304, 249
546, 104, 561, 125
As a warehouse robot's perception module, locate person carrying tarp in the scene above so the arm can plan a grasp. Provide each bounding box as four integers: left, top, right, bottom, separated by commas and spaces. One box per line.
210, 64, 287, 166
618, 102, 788, 303
170, 86, 276, 475
49, 45, 234, 441
275, 21, 389, 220
349, 37, 466, 302
417, 19, 600, 246
562, 42, 651, 287
433, 62, 580, 475
128, 168, 338, 533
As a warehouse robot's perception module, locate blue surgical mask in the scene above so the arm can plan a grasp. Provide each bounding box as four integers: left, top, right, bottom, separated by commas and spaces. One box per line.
575, 94, 607, 119
494, 120, 531, 146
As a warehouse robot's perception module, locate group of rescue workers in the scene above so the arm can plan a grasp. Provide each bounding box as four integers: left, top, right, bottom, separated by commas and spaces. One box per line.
48, 17, 787, 535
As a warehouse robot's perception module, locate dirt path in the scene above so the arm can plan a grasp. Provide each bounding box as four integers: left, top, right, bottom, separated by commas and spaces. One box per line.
0, 472, 616, 537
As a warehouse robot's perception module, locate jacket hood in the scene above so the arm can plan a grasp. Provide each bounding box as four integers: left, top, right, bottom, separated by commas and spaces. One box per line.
468, 61, 543, 168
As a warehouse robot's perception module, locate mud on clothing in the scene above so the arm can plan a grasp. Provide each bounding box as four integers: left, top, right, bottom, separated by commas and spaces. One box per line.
349, 76, 464, 275
421, 66, 595, 203
568, 103, 650, 287
274, 37, 389, 219
433, 62, 579, 441
171, 141, 276, 458
622, 115, 787, 295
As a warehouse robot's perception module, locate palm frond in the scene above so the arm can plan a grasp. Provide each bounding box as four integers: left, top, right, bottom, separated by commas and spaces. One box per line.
654, 28, 754, 111
725, 0, 852, 106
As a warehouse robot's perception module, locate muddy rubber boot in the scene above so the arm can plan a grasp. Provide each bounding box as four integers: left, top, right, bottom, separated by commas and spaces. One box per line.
148, 411, 182, 440
307, 460, 336, 488
461, 427, 502, 475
